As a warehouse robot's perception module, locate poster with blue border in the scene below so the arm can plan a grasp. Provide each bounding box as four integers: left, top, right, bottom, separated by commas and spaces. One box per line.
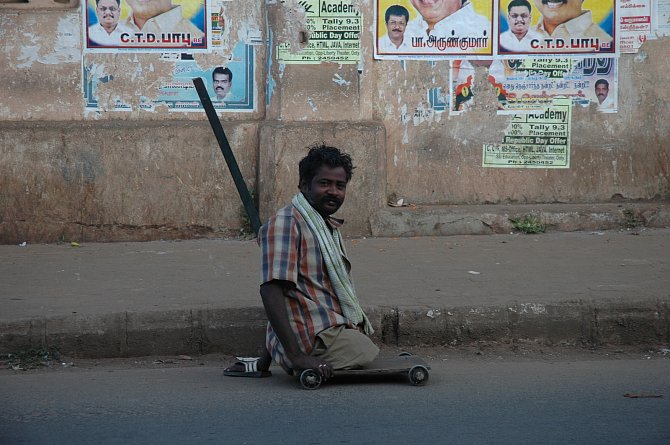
83, 42, 255, 112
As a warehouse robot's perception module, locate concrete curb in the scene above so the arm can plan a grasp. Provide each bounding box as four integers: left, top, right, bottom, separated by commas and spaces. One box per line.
371, 203, 670, 237
371, 299, 669, 348
0, 308, 268, 359
2, 299, 668, 358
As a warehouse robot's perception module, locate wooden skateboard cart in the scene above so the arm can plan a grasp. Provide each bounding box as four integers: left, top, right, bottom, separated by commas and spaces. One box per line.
298, 353, 430, 390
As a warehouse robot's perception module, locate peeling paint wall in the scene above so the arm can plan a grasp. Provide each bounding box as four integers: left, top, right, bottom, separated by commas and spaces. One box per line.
0, 1, 669, 244
375, 47, 670, 205
1, 12, 82, 120
265, 1, 668, 211
0, 3, 266, 244
1, 121, 258, 242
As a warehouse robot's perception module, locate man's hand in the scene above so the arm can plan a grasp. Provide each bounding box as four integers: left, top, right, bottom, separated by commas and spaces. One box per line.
289, 354, 333, 379
260, 280, 333, 379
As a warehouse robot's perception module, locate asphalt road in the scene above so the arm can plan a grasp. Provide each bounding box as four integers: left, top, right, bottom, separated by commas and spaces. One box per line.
2, 349, 669, 444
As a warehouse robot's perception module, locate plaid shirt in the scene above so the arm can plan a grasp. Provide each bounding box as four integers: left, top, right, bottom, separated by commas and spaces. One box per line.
259, 203, 353, 372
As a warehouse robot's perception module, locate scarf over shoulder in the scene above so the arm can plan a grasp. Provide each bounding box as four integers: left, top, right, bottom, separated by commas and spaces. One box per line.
292, 193, 374, 335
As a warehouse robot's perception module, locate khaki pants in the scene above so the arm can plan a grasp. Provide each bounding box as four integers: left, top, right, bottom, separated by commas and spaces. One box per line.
311, 325, 379, 370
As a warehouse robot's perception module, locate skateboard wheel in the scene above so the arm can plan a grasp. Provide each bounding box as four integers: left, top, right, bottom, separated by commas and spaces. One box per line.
300, 369, 322, 390
408, 365, 429, 386
398, 352, 412, 357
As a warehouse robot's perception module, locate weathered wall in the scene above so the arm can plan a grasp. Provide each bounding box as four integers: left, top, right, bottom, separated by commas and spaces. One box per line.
0, 121, 258, 242
265, 1, 669, 207
0, 4, 265, 243
0, 1, 668, 244
374, 49, 670, 205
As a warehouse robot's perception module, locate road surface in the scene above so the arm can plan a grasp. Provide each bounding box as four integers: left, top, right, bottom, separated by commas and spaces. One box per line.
1, 347, 668, 444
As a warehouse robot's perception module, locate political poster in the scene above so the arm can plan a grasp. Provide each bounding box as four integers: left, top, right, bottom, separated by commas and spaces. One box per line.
84, 0, 207, 52
83, 42, 255, 112
450, 60, 477, 114
488, 57, 618, 113
447, 60, 507, 115
496, 0, 618, 57
619, 0, 652, 53
209, 0, 227, 48
375, 0, 494, 59
208, 0, 262, 49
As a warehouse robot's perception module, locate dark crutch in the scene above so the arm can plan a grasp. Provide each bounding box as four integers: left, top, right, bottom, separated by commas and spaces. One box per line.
192, 77, 261, 236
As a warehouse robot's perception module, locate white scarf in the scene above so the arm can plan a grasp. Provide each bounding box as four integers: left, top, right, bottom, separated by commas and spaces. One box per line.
292, 193, 373, 335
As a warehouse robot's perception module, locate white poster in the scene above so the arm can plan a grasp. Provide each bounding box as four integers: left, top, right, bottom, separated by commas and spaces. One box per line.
620, 0, 652, 53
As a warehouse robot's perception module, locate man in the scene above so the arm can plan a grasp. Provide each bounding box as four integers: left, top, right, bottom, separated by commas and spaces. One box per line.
594, 78, 614, 110
499, 0, 541, 52
224, 145, 378, 379
88, 0, 130, 46
404, 0, 489, 41
123, 0, 204, 39
379, 4, 410, 52
533, 0, 611, 45
211, 67, 233, 102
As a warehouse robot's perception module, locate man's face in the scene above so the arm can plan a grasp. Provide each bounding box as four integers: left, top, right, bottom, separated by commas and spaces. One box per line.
534, 0, 584, 27
213, 73, 232, 99
125, 0, 173, 19
96, 0, 120, 29
300, 165, 348, 217
508, 5, 531, 36
410, 0, 462, 25
595, 83, 609, 104
386, 14, 407, 41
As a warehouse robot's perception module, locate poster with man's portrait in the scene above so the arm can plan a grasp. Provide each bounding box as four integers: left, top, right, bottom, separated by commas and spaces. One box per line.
497, 0, 618, 56
84, 43, 255, 112
84, 0, 207, 51
375, 0, 494, 59
487, 57, 618, 113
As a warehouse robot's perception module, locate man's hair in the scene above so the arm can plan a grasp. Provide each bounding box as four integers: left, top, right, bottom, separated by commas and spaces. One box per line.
595, 79, 609, 89
212, 66, 233, 82
508, 0, 531, 13
385, 4, 410, 23
96, 0, 120, 6
299, 144, 354, 185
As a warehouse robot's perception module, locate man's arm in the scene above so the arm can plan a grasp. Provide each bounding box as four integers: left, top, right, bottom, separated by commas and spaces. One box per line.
260, 280, 333, 378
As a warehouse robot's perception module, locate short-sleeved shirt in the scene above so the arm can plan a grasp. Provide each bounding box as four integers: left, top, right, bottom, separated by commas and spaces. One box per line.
499, 29, 541, 53
378, 34, 410, 53
597, 95, 615, 110
88, 23, 131, 46
259, 203, 353, 372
